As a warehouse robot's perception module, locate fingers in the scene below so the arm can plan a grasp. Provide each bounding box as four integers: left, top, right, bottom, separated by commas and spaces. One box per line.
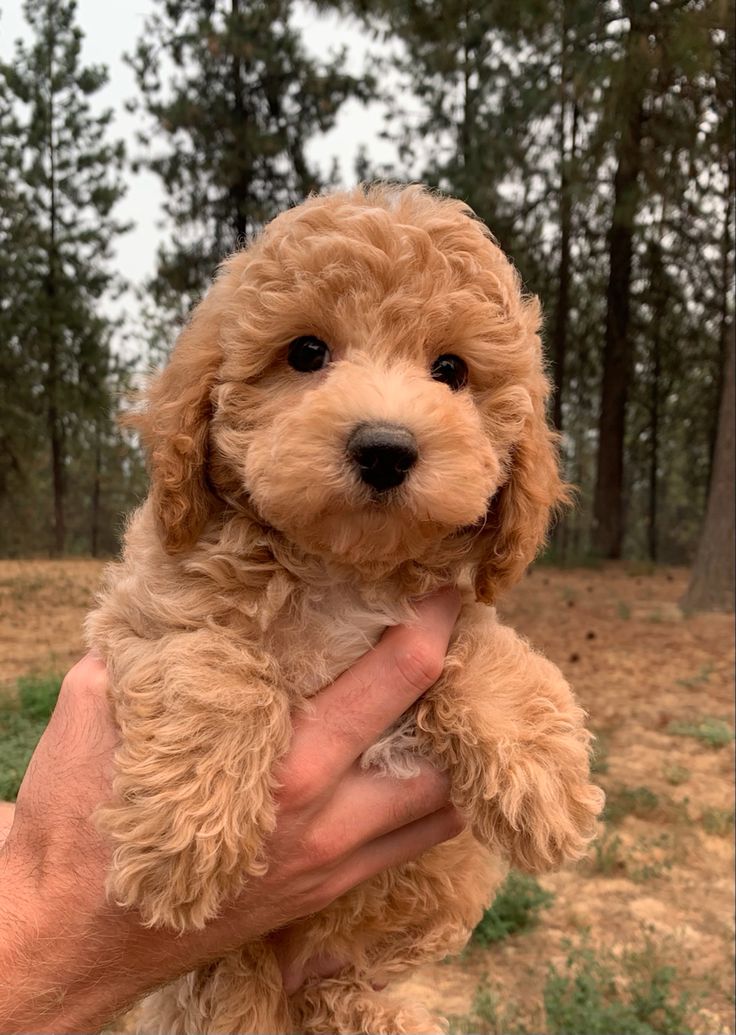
284, 588, 460, 789
315, 761, 452, 854
333, 806, 466, 900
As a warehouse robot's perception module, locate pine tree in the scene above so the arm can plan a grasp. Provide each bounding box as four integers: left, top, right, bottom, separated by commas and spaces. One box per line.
130, 0, 366, 321
0, 0, 129, 555
338, 0, 732, 565
0, 75, 40, 512
681, 333, 735, 611
591, 0, 728, 558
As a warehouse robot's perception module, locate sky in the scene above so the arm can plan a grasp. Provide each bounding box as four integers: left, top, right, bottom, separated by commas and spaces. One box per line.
0, 0, 396, 296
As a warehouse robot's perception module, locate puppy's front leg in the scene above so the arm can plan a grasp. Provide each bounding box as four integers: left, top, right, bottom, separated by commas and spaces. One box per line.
416, 608, 604, 872
98, 629, 289, 931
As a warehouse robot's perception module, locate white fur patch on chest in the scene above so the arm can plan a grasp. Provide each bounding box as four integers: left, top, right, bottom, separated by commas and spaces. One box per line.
266, 582, 424, 777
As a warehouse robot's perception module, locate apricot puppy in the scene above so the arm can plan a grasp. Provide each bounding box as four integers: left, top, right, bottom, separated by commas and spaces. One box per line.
87, 184, 603, 1034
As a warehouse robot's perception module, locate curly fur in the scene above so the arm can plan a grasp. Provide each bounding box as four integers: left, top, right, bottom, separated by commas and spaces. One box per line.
86, 184, 604, 1033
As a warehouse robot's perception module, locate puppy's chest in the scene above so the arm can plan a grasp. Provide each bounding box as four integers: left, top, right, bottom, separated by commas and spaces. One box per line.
262, 586, 424, 778
265, 585, 408, 700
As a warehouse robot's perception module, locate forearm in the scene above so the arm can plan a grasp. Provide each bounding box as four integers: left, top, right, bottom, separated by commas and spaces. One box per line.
0, 840, 162, 1034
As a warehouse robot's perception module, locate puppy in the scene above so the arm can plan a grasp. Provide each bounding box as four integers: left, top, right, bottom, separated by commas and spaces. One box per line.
87, 184, 603, 1034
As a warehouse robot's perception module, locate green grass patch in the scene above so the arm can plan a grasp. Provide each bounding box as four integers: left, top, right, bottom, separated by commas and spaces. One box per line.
544, 938, 698, 1034
448, 978, 535, 1034
666, 716, 734, 749
0, 673, 61, 800
450, 936, 700, 1035
589, 831, 626, 876
604, 785, 661, 823
472, 870, 554, 946
616, 600, 631, 620
701, 807, 735, 837
663, 764, 690, 786
675, 664, 714, 689
603, 785, 691, 826
589, 829, 678, 882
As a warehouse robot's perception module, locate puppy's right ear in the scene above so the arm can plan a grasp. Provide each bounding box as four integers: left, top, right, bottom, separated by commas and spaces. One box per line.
125, 298, 221, 554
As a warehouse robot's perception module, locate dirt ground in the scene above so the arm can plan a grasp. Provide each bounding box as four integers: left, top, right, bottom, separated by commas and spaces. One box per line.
0, 558, 733, 1032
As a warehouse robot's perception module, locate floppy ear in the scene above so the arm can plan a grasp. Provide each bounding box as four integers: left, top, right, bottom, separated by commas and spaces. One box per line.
126, 298, 222, 554
474, 308, 570, 604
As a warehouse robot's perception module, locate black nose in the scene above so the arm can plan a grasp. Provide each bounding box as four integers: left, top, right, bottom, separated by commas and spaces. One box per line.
347, 422, 418, 492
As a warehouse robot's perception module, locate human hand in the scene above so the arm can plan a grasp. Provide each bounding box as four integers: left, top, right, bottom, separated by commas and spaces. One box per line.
0, 588, 462, 1034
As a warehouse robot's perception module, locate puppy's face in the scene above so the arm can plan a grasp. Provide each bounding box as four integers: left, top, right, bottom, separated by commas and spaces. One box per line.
140, 187, 563, 599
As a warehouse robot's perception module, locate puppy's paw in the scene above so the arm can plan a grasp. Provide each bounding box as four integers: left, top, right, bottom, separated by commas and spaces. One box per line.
468, 745, 605, 872
99, 796, 271, 931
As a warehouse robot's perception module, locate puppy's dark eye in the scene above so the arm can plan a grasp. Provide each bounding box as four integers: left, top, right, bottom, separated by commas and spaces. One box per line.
430, 354, 468, 391
287, 335, 331, 372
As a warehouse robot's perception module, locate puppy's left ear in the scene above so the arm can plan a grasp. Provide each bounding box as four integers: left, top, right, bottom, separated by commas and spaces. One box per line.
125, 292, 223, 554
474, 299, 569, 604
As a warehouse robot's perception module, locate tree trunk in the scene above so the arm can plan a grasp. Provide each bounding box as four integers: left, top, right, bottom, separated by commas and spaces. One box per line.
681, 332, 735, 612
228, 0, 251, 244
709, 151, 734, 484
647, 326, 661, 562
551, 0, 576, 433
90, 418, 101, 557
647, 240, 666, 562
593, 8, 646, 558
45, 18, 65, 556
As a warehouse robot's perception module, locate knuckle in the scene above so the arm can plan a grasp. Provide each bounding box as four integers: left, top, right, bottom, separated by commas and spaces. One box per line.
277, 781, 308, 814
306, 874, 343, 913
276, 761, 324, 812
394, 634, 445, 693
301, 828, 334, 869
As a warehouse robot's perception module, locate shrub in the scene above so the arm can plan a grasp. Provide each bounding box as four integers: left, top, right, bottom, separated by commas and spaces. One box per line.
701, 807, 735, 836
472, 871, 553, 946
452, 937, 699, 1035
604, 785, 660, 823
666, 717, 734, 749
589, 831, 626, 876
663, 764, 690, 786
544, 939, 696, 1035
448, 979, 532, 1034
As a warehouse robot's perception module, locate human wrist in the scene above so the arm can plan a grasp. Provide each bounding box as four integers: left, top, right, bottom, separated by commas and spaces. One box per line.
0, 836, 149, 1034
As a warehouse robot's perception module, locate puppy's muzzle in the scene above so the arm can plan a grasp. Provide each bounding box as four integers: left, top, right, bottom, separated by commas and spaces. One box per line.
347, 422, 418, 493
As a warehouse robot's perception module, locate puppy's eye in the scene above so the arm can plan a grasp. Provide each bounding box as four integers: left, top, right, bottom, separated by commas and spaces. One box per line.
430, 354, 468, 391
287, 335, 331, 372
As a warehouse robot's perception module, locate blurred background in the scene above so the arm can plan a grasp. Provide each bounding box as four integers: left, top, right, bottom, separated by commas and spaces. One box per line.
0, 2, 734, 1033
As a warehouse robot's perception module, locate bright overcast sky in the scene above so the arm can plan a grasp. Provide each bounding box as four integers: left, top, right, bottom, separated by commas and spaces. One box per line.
0, 0, 395, 293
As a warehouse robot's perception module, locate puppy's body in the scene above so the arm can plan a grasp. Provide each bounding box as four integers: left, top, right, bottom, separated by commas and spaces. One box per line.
87, 185, 603, 1033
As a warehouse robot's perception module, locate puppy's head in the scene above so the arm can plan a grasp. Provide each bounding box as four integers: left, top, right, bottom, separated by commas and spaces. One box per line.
132, 185, 566, 602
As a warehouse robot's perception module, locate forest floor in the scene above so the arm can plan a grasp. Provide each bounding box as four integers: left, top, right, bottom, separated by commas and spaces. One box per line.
0, 558, 733, 1033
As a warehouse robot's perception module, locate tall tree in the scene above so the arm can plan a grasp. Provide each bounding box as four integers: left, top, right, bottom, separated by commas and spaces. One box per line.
130, 0, 366, 320
591, 0, 647, 558
0, 0, 128, 555
592, 0, 728, 558
345, 0, 732, 564
681, 332, 735, 612
0, 75, 39, 509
